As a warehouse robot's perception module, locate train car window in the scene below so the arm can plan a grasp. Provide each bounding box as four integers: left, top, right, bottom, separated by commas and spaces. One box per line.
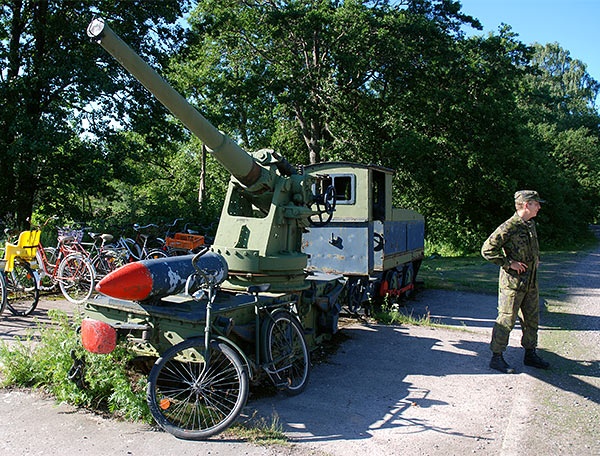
372, 170, 386, 221
320, 174, 356, 205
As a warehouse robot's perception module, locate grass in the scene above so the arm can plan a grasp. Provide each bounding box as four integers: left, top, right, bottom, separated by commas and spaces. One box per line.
418, 249, 585, 298
418, 254, 499, 294
371, 300, 442, 327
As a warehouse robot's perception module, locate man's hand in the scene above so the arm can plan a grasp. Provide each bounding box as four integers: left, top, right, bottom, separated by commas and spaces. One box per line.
510, 261, 528, 274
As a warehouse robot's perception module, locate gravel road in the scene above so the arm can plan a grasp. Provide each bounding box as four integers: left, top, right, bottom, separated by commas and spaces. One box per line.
1, 237, 599, 456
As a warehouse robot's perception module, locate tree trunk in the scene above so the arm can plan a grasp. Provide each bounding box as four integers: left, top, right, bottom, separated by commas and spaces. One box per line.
198, 144, 207, 205
14, 0, 48, 229
294, 107, 322, 164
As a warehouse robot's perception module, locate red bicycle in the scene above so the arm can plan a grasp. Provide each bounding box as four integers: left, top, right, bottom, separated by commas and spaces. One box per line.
34, 219, 95, 304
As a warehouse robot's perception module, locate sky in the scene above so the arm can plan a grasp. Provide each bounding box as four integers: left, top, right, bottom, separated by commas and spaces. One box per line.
457, 0, 600, 82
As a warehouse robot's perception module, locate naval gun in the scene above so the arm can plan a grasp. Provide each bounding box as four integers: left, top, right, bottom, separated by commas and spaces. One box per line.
87, 19, 331, 292
80, 19, 424, 440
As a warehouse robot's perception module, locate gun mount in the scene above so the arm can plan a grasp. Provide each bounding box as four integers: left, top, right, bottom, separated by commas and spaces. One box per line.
87, 19, 327, 291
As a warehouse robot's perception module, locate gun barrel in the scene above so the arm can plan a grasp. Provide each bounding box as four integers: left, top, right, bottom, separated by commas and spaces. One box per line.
87, 19, 261, 186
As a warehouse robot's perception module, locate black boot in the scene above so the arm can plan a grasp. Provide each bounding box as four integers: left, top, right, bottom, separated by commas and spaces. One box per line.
490, 352, 515, 374
524, 349, 550, 369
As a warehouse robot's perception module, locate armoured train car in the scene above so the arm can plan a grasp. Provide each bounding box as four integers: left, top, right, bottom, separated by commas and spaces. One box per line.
303, 162, 424, 312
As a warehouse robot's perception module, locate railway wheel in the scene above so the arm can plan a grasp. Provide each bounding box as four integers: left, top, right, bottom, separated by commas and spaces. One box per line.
402, 263, 415, 298
261, 310, 310, 395
147, 339, 248, 440
347, 277, 366, 313
386, 269, 402, 306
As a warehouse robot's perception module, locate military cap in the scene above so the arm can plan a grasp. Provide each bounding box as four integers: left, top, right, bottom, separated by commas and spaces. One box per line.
514, 190, 545, 203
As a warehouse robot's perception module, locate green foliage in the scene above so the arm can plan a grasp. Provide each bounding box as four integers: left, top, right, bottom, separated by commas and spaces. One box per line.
0, 0, 190, 228
0, 310, 151, 422
171, 1, 600, 252
91, 131, 226, 226
181, 0, 481, 165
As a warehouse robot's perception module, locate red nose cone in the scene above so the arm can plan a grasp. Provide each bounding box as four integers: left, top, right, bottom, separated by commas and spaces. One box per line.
95, 262, 153, 301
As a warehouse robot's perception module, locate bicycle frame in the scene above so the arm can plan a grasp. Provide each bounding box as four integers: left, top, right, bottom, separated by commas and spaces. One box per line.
190, 277, 297, 384
36, 236, 90, 287
37, 239, 77, 279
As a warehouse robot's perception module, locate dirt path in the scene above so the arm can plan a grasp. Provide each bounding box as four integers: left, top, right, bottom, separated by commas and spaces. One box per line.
518, 227, 600, 455
0, 241, 599, 455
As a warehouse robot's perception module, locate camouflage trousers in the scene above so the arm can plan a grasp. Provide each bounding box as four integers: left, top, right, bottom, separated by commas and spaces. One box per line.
490, 285, 539, 353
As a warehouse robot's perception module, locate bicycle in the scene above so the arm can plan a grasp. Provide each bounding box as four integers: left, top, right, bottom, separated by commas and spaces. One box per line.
83, 231, 126, 279
109, 223, 168, 262
35, 225, 95, 304
0, 272, 6, 315
131, 223, 169, 260
1, 229, 41, 316
153, 218, 183, 256
145, 249, 310, 439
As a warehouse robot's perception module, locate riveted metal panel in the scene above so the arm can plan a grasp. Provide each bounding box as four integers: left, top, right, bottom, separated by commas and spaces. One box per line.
303, 223, 370, 275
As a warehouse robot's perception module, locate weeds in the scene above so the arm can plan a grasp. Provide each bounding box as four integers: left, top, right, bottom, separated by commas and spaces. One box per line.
372, 300, 439, 327
0, 309, 151, 422
229, 413, 288, 444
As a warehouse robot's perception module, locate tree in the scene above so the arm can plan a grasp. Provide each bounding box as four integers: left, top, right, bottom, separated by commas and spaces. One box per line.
529, 42, 599, 117
96, 130, 226, 227
0, 0, 190, 228
521, 42, 600, 226
176, 0, 480, 165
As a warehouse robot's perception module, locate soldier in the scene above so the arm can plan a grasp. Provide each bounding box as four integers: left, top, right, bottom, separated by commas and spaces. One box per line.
481, 190, 550, 373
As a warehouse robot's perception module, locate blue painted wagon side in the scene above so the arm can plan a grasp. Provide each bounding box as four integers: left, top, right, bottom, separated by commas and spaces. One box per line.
303, 219, 424, 275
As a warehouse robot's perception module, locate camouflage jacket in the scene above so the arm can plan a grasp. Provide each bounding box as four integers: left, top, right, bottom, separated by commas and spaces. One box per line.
481, 212, 539, 291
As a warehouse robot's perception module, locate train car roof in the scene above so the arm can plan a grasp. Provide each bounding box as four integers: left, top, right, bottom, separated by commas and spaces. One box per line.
303, 161, 395, 174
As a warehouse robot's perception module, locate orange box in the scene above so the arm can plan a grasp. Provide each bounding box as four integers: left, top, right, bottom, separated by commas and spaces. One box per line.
165, 233, 205, 250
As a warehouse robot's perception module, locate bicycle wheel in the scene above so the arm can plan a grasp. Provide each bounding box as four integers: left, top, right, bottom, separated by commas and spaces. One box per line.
261, 310, 310, 395
105, 245, 129, 268
125, 237, 142, 261
0, 272, 7, 315
57, 253, 95, 304
92, 250, 123, 279
6, 261, 40, 316
144, 248, 169, 260
147, 339, 249, 440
